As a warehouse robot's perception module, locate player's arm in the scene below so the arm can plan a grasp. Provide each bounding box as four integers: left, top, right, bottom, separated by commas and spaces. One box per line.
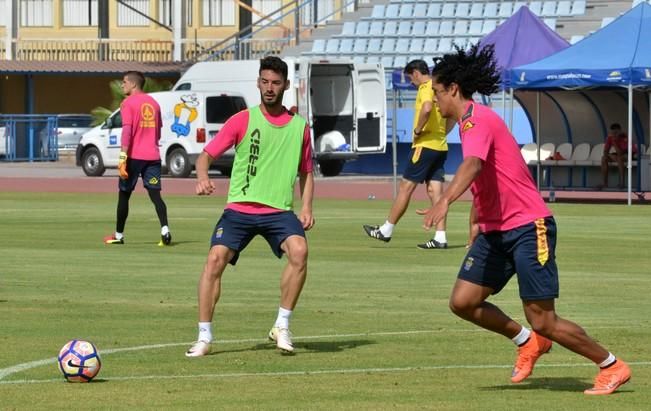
466, 203, 480, 249
414, 100, 433, 135
298, 171, 314, 230
195, 112, 245, 195
297, 124, 315, 230
118, 103, 132, 179
418, 156, 482, 230
195, 151, 215, 195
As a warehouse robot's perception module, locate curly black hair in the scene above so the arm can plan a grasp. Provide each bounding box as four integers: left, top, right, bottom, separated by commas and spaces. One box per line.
431, 43, 501, 99
259, 56, 288, 81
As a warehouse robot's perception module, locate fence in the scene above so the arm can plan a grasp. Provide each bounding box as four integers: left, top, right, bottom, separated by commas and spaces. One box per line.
0, 115, 59, 162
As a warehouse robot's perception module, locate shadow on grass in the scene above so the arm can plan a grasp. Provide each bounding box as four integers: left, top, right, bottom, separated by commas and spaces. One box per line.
480, 377, 632, 394
201, 339, 375, 357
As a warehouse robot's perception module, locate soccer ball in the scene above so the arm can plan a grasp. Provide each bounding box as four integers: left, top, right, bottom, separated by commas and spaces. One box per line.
57, 340, 102, 382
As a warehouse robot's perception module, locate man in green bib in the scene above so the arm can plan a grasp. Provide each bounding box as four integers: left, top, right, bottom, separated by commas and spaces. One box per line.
186, 57, 315, 357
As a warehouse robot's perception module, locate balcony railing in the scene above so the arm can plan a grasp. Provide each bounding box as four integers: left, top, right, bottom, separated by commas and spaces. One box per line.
0, 37, 289, 62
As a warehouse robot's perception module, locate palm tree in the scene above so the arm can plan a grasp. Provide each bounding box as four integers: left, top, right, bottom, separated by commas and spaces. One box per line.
91, 77, 172, 126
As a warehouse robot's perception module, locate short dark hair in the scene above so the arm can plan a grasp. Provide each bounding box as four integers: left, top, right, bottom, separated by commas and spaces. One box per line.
259, 56, 288, 81
431, 43, 501, 99
610, 123, 622, 131
124, 71, 145, 89
404, 60, 429, 76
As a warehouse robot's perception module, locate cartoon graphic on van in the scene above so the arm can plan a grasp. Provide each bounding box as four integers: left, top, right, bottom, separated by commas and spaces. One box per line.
171, 94, 199, 137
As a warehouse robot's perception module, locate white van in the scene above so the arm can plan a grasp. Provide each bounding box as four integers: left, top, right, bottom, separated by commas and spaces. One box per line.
174, 56, 387, 176
76, 90, 247, 177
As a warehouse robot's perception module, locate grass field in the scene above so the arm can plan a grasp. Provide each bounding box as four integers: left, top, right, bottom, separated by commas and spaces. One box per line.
0, 191, 649, 410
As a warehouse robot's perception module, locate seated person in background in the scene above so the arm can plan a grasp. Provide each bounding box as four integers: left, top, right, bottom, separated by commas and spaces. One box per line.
599, 123, 637, 189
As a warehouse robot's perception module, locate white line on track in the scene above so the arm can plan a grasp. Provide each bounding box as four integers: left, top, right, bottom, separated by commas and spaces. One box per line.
1, 328, 647, 384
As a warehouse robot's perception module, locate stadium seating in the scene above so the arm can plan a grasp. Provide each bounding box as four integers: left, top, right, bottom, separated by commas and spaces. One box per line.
305, 0, 589, 68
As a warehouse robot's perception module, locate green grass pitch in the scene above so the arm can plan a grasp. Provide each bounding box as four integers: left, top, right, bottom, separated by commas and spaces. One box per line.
0, 192, 649, 410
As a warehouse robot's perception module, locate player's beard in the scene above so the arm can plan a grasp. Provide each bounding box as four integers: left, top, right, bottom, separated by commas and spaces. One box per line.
261, 91, 283, 109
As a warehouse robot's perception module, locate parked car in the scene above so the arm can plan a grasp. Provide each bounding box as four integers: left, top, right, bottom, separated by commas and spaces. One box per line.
41, 114, 94, 154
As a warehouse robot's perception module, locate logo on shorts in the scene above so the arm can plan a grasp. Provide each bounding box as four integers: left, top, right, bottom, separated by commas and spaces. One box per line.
463, 256, 474, 271
215, 227, 224, 239
149, 177, 159, 185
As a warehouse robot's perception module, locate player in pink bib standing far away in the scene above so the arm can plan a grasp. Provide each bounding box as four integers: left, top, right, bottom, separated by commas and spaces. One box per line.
104, 71, 171, 246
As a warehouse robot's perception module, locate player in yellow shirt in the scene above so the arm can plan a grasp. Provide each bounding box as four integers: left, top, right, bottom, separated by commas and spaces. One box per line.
364, 60, 451, 249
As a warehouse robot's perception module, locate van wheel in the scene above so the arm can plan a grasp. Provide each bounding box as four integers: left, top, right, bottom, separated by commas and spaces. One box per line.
167, 148, 192, 178
81, 147, 105, 177
318, 159, 345, 177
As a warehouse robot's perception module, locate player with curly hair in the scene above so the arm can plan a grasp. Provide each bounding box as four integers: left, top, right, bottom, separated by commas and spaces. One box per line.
419, 44, 631, 395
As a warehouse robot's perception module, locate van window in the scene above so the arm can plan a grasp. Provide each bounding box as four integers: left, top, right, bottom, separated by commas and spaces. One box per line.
176, 83, 192, 91
106, 111, 122, 129
206, 96, 247, 124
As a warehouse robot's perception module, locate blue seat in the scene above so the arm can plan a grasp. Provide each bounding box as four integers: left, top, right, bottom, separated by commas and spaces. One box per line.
454, 20, 469, 35
412, 21, 426, 36
353, 38, 367, 53
355, 21, 370, 35
396, 38, 410, 54
386, 4, 400, 18
310, 39, 326, 54
325, 38, 340, 54
384, 20, 398, 35
425, 21, 439, 35
381, 38, 396, 53
371, 5, 385, 18
341, 21, 355, 36
441, 3, 455, 17
483, 2, 499, 17
399, 3, 413, 18
571, 0, 586, 15
541, 1, 557, 16
455, 2, 470, 17
470, 3, 484, 17
398, 21, 412, 36
439, 21, 453, 35
369, 21, 383, 36
499, 2, 513, 17
427, 3, 442, 17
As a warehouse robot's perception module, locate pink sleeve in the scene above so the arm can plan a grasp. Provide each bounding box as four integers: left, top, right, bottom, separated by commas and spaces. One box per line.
461, 121, 492, 161
203, 110, 249, 158
299, 123, 314, 173
120, 101, 133, 150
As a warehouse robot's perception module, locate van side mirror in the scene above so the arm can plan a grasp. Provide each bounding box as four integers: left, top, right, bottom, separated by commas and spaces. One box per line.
103, 117, 113, 129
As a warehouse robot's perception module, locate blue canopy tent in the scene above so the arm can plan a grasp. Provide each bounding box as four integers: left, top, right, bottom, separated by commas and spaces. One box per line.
510, 2, 651, 204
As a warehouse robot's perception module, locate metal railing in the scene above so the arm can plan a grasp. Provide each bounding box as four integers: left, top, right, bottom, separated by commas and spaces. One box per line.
0, 115, 58, 162
0, 0, 365, 63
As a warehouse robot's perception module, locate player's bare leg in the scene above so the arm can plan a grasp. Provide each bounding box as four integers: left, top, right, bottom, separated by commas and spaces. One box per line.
186, 245, 234, 357
269, 235, 308, 353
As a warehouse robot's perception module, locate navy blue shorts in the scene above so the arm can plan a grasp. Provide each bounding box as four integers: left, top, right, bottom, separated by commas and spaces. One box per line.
119, 159, 162, 192
402, 147, 447, 183
210, 209, 306, 265
457, 217, 559, 301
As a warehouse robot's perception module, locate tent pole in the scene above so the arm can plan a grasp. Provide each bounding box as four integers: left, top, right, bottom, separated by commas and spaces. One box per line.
392, 89, 398, 199
536, 92, 541, 191
502, 89, 506, 121
627, 84, 633, 205
509, 88, 515, 131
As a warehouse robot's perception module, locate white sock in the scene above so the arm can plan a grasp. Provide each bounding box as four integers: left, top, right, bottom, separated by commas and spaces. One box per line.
434, 230, 447, 243
115, 232, 124, 240
198, 321, 212, 343
161, 225, 169, 235
274, 307, 292, 329
511, 327, 531, 346
380, 221, 395, 237
598, 353, 616, 368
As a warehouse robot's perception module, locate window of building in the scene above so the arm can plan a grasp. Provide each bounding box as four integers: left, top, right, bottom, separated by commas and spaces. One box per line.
301, 0, 334, 26
63, 0, 98, 26
202, 0, 235, 26
118, 0, 150, 27
252, 0, 280, 25
20, 0, 53, 27
159, 0, 193, 27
